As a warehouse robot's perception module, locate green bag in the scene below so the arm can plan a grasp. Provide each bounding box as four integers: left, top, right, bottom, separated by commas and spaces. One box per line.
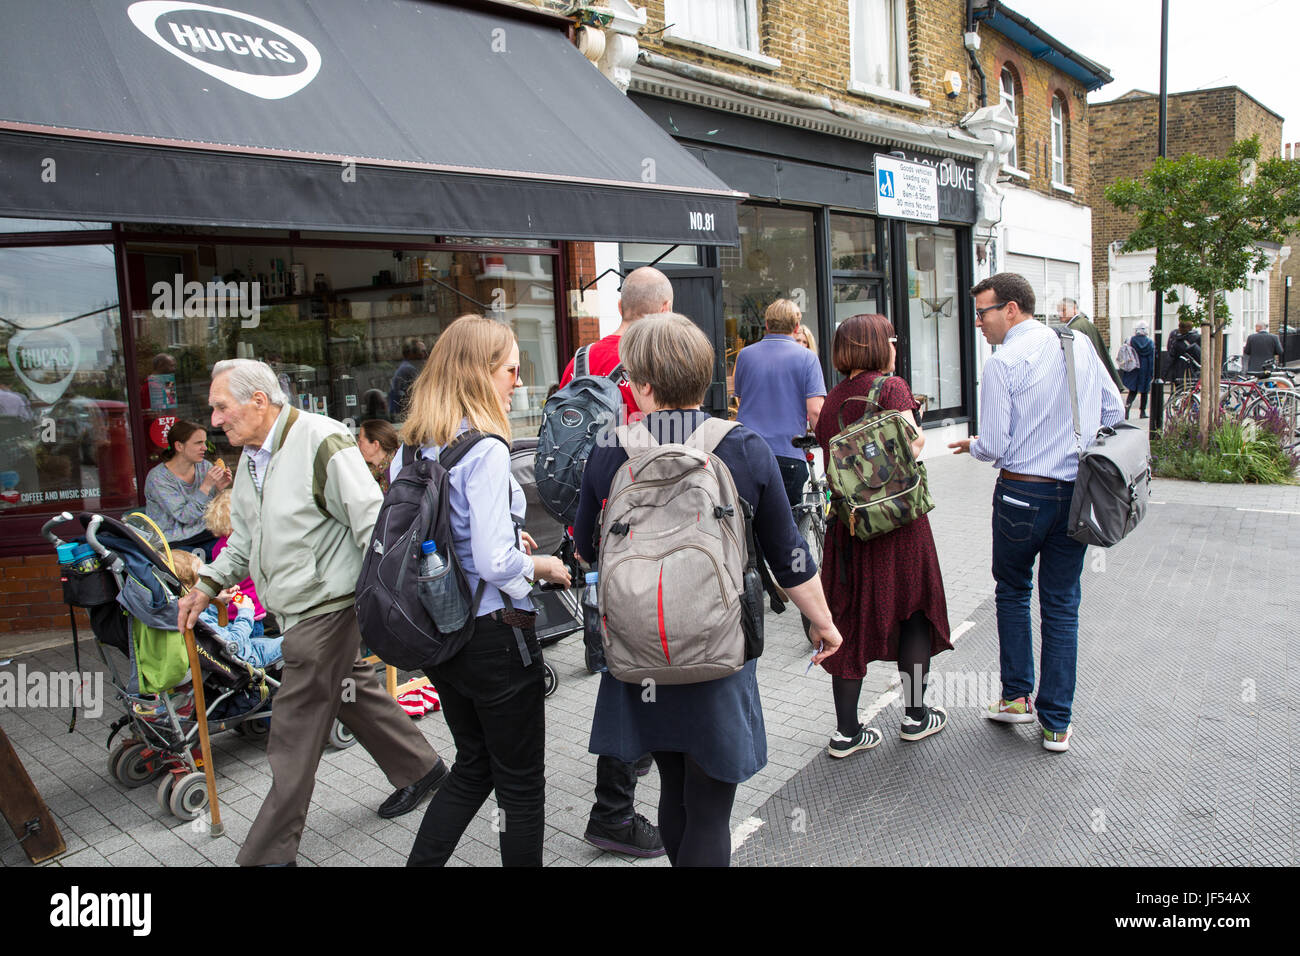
825, 375, 934, 541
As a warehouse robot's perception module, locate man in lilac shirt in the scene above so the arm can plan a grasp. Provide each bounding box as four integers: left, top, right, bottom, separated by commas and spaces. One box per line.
733, 298, 827, 508
950, 272, 1123, 754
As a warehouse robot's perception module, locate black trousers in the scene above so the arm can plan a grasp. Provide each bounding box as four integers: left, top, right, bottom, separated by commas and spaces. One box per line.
590, 754, 652, 825
775, 455, 809, 510
407, 616, 545, 867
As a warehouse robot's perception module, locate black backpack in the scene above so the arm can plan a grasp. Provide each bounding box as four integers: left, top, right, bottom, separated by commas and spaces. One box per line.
534, 344, 625, 524
355, 431, 506, 670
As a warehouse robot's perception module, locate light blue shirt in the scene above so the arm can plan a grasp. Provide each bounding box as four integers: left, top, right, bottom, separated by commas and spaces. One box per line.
971, 319, 1124, 481
734, 333, 826, 461
241, 444, 272, 494
390, 423, 533, 616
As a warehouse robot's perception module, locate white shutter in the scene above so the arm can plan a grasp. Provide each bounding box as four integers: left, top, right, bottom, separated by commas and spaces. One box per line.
1046, 259, 1080, 314
1004, 253, 1047, 318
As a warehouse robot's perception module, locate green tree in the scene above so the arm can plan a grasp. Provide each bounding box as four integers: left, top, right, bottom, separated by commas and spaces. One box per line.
1106, 136, 1300, 446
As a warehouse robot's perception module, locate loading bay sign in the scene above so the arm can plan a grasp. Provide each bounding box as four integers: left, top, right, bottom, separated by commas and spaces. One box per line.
874, 154, 939, 223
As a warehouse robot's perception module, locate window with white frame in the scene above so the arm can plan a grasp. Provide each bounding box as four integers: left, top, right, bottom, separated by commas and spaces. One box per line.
850, 0, 910, 96
664, 0, 759, 56
1051, 95, 1067, 185
1243, 277, 1267, 331
1000, 67, 1019, 170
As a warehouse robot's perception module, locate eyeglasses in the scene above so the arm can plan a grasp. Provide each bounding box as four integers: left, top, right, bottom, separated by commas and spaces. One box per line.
975, 302, 1009, 319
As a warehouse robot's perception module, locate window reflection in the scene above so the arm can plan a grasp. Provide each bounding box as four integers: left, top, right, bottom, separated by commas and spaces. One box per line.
0, 244, 133, 515
904, 225, 961, 416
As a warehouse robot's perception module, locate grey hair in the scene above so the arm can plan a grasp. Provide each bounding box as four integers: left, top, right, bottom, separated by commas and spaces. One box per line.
212, 358, 286, 406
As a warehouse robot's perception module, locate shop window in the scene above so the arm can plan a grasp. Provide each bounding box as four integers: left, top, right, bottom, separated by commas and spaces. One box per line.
620, 244, 700, 267
1051, 95, 1068, 186
0, 243, 135, 516
0, 217, 111, 232
904, 225, 962, 416
128, 243, 558, 474
664, 0, 776, 66
850, 0, 911, 98
830, 213, 880, 273
722, 205, 819, 407
1000, 67, 1021, 171
1004, 253, 1080, 322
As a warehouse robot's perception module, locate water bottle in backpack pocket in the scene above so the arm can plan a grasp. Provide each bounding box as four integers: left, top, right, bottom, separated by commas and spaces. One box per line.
581, 570, 606, 674
417, 539, 471, 634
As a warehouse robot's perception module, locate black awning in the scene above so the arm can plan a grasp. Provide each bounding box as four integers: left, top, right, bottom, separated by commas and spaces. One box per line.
0, 0, 741, 244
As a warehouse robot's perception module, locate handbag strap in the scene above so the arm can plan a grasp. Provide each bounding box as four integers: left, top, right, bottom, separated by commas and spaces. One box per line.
1057, 329, 1084, 454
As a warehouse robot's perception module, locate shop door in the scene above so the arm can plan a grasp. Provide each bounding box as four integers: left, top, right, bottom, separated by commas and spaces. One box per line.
664, 268, 726, 416
829, 279, 887, 384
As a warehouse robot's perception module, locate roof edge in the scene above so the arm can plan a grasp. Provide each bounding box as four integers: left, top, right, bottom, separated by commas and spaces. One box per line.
975, 1, 1113, 89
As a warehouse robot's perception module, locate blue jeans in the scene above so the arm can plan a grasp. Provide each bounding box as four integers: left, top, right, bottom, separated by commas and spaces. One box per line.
991, 478, 1087, 733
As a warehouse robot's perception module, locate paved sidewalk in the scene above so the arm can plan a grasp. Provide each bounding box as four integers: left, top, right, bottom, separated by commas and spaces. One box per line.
733, 473, 1299, 866
3, 454, 1294, 867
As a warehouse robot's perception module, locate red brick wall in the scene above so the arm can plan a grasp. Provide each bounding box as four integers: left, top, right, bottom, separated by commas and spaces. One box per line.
0, 554, 87, 635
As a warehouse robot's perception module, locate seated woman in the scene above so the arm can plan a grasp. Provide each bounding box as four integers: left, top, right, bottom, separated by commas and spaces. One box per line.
574, 313, 842, 867
144, 420, 231, 558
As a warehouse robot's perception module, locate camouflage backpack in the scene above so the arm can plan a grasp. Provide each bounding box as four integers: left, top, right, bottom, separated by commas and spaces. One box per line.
825, 374, 934, 541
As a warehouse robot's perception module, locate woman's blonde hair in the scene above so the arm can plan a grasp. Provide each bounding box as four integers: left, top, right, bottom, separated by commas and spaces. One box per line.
621, 313, 714, 409
204, 488, 232, 537
798, 323, 817, 353
399, 315, 515, 447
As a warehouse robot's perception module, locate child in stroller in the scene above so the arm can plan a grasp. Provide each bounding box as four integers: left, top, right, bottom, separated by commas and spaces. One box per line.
43, 511, 353, 824
170, 551, 281, 670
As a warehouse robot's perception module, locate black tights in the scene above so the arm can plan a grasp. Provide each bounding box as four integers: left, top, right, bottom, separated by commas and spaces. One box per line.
651, 751, 738, 867
1126, 390, 1148, 416
832, 610, 933, 736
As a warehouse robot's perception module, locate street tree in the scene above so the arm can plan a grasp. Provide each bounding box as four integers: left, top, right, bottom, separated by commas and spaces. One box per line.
1105, 136, 1300, 446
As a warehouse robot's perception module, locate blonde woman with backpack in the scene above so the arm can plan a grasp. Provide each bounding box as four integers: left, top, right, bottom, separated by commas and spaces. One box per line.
574, 313, 841, 867
399, 316, 570, 867
816, 314, 952, 757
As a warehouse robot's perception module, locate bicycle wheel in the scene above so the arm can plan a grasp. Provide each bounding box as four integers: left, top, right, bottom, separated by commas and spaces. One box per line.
795, 506, 825, 639
1248, 391, 1300, 451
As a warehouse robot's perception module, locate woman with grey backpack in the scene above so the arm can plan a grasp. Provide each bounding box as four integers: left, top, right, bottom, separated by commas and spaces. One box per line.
574, 313, 841, 867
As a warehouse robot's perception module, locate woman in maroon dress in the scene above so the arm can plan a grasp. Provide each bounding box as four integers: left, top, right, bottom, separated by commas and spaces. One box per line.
815, 314, 953, 756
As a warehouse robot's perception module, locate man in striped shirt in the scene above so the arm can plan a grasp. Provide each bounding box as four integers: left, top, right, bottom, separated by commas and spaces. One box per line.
949, 272, 1123, 753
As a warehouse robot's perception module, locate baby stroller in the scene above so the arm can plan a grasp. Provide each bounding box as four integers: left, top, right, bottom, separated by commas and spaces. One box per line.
511, 437, 584, 696
42, 510, 353, 826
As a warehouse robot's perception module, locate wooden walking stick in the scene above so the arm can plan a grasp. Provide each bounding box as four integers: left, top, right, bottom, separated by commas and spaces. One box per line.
180, 599, 228, 838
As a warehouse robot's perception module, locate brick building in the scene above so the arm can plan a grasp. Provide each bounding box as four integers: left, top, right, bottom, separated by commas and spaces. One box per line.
1089, 86, 1287, 359
537, 0, 1109, 452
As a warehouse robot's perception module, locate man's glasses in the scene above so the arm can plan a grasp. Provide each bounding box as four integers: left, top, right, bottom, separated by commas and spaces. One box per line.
975, 302, 1008, 319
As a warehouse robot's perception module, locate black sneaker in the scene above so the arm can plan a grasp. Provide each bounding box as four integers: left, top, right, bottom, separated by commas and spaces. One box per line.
584, 813, 666, 858
827, 723, 882, 758
900, 705, 948, 742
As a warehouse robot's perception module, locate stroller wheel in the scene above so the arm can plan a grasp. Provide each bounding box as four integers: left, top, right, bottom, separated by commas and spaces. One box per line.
543, 661, 558, 698
328, 718, 356, 750
114, 742, 166, 788
156, 772, 177, 812
238, 716, 270, 740
169, 772, 209, 822
107, 740, 134, 780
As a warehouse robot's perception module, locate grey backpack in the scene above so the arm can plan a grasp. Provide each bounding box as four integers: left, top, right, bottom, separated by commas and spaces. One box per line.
1059, 329, 1151, 547
598, 418, 750, 685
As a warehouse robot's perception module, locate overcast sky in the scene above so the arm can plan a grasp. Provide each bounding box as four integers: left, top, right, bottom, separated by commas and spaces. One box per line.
1005, 0, 1299, 147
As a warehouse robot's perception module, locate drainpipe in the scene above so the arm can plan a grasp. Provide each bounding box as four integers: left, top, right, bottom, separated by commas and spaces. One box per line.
966, 0, 987, 108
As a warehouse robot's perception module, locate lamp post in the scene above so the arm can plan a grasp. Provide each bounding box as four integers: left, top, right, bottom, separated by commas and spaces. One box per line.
1150, 0, 1170, 432
1286, 275, 1292, 362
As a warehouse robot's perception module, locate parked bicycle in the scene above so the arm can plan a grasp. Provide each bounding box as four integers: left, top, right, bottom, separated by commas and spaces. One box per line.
1167, 358, 1299, 450
791, 432, 828, 637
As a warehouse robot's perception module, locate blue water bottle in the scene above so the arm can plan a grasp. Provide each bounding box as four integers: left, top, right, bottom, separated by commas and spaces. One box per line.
582, 571, 606, 674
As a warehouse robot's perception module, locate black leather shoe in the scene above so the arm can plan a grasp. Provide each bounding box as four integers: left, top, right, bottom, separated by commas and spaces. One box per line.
377, 759, 449, 819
